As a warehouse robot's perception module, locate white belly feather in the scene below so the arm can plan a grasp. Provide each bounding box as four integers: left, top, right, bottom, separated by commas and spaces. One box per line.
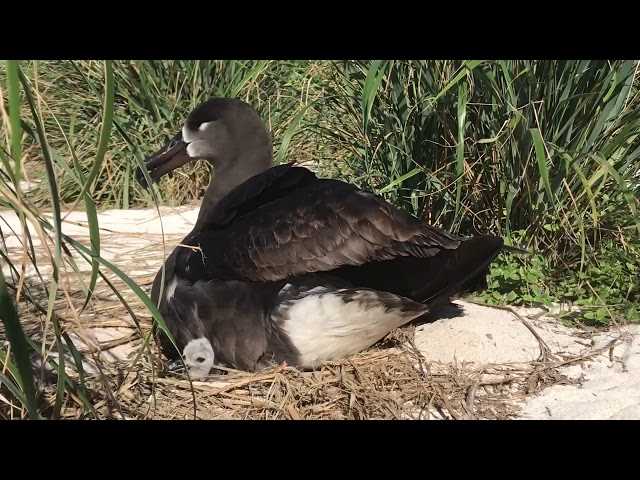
279, 287, 427, 369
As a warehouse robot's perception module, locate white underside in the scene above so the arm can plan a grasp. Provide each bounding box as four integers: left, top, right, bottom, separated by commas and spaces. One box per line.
280, 288, 424, 369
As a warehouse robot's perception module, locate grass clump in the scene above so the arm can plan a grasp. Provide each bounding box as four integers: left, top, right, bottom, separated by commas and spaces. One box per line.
312, 60, 640, 324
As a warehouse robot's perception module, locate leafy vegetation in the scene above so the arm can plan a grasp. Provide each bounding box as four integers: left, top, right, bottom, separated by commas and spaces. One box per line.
310, 60, 640, 325
476, 232, 640, 325
0, 60, 638, 418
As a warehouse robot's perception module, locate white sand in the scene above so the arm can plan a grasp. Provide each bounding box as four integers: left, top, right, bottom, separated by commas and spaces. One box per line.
413, 302, 639, 419
2, 205, 638, 420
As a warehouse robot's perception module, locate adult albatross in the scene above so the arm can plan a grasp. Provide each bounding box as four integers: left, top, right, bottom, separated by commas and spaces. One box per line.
136, 98, 521, 377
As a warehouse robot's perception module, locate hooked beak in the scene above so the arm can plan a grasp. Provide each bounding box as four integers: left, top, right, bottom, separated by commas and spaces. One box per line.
135, 132, 191, 188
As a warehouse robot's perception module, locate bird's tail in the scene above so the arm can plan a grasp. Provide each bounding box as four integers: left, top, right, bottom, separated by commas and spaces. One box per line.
406, 235, 505, 305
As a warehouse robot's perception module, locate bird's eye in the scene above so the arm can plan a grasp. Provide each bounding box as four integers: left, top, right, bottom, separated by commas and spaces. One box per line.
196, 357, 205, 363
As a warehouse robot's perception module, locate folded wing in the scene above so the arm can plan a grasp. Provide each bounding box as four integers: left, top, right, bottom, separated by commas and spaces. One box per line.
176, 165, 465, 283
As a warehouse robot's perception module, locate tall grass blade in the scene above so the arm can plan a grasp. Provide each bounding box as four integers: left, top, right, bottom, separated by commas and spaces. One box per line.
432, 60, 483, 104
60, 332, 97, 417
455, 81, 468, 223
274, 102, 315, 165
70, 61, 115, 203
59, 233, 180, 358
530, 128, 553, 203
60, 232, 199, 411
5, 61, 21, 183
230, 60, 269, 97
592, 153, 640, 236
0, 346, 23, 386
0, 269, 40, 419
0, 371, 29, 415
378, 167, 422, 194
362, 60, 389, 135
17, 65, 67, 418
80, 61, 114, 312
79, 197, 100, 314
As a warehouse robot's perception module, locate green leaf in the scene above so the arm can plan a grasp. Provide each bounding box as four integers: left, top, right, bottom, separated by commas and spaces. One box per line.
274, 101, 315, 165
6, 60, 22, 182
0, 269, 40, 419
530, 128, 553, 203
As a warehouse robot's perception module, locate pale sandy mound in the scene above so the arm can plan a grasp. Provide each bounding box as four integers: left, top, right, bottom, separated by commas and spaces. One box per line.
415, 302, 541, 364
413, 301, 639, 420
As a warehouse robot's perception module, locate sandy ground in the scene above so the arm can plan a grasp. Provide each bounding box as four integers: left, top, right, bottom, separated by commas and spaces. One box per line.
1, 205, 638, 420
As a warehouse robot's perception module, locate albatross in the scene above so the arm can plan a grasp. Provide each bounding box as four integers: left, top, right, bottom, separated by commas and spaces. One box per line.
135, 98, 523, 378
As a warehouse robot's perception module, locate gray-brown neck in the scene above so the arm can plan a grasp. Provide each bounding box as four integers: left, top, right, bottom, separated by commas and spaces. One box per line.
153, 151, 272, 303
192, 151, 273, 233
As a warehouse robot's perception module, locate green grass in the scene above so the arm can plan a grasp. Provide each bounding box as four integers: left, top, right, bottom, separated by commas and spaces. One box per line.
311, 60, 640, 324
0, 60, 185, 419
0, 59, 639, 418
6, 60, 322, 208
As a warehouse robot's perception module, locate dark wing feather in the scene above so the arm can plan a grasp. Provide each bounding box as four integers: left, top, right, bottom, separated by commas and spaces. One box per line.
177, 169, 465, 283
207, 162, 317, 227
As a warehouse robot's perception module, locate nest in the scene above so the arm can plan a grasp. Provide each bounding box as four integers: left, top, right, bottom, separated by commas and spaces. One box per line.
6, 290, 625, 421
18, 326, 625, 420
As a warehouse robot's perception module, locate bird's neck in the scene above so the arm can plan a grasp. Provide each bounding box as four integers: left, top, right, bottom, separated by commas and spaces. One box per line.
192, 157, 271, 233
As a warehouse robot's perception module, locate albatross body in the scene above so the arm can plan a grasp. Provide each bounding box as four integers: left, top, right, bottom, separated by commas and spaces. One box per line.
136, 98, 519, 377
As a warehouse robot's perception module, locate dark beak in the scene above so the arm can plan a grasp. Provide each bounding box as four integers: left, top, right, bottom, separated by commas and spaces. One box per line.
135, 132, 191, 188
167, 359, 187, 374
